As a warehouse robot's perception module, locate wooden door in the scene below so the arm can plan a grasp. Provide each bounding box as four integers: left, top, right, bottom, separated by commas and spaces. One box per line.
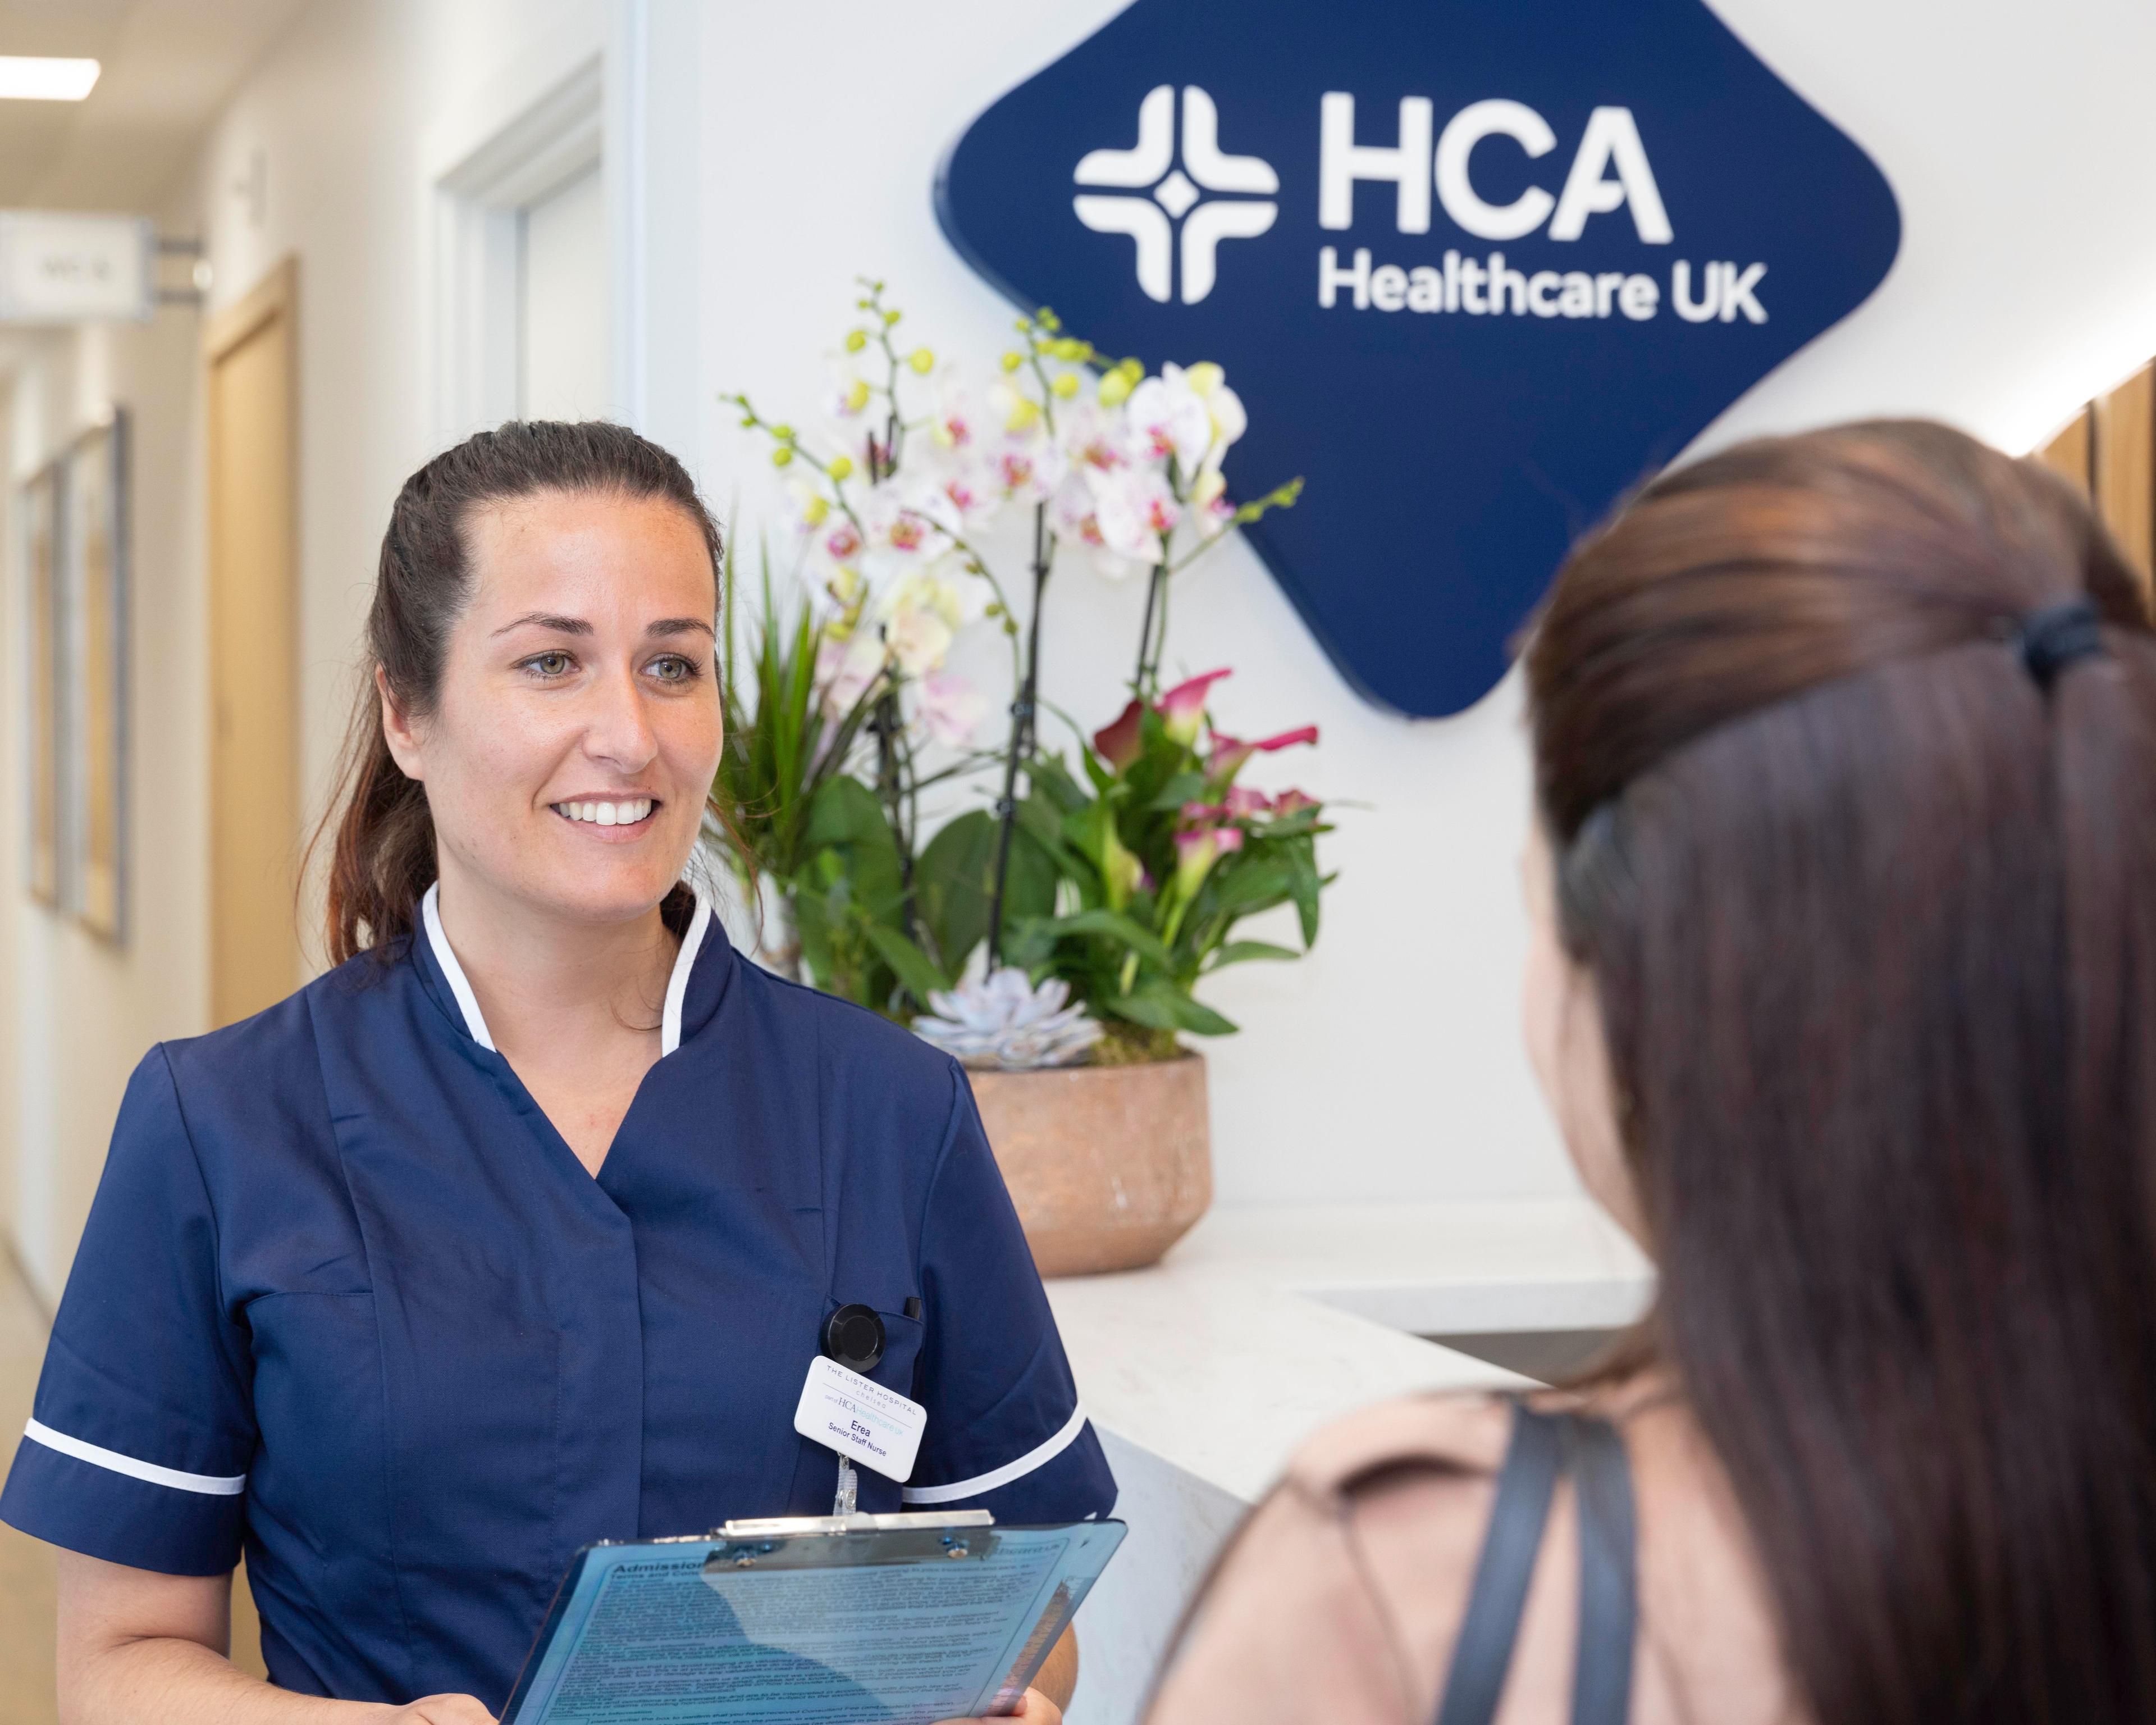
204, 259, 300, 1029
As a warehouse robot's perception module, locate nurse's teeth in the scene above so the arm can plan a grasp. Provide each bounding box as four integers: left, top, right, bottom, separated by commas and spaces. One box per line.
556, 799, 654, 825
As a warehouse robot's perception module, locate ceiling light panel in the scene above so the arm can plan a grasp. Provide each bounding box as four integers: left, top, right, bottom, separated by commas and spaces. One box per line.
0, 58, 100, 102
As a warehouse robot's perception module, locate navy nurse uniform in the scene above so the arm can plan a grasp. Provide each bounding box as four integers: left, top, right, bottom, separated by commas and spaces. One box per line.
0, 885, 1116, 1711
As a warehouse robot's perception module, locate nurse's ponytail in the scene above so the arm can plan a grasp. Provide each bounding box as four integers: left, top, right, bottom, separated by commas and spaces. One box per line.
314, 421, 727, 964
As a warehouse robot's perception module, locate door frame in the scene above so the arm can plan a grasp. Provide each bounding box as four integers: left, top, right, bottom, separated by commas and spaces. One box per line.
429, 57, 603, 442
203, 254, 300, 1019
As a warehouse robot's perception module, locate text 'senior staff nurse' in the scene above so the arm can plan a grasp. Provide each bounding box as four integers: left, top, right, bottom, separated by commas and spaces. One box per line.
2, 423, 1116, 1725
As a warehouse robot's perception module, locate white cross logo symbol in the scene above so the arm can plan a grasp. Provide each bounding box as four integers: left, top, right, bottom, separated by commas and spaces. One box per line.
1073, 85, 1278, 305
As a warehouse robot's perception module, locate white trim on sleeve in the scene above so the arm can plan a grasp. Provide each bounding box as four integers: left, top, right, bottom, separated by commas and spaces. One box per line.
23, 1419, 246, 1496
422, 883, 496, 1051
900, 1403, 1089, 1505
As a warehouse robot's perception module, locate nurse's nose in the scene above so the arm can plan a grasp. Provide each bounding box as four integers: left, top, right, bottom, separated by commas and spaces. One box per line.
580, 659, 660, 772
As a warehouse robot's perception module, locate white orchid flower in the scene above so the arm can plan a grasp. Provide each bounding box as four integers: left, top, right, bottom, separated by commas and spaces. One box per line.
815, 626, 885, 717
1181, 362, 1248, 469
1090, 464, 1181, 563
1126, 364, 1215, 477
988, 432, 1068, 506
1056, 399, 1135, 480
928, 375, 983, 458
1051, 474, 1152, 581
873, 565, 985, 679
987, 377, 1045, 437
913, 670, 988, 747
853, 480, 956, 593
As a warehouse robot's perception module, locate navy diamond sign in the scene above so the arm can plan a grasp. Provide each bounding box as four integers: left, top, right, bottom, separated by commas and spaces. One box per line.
936, 0, 1901, 717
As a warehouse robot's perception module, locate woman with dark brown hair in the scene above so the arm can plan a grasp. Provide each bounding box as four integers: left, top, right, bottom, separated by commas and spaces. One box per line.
1148, 419, 2156, 1724
1, 421, 1110, 1724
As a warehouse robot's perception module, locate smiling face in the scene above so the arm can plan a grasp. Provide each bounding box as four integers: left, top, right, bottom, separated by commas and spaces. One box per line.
380, 487, 723, 930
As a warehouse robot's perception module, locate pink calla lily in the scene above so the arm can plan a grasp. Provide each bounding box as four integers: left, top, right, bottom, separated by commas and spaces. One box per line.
1158, 667, 1232, 745
1209, 722, 1319, 779
1093, 699, 1145, 770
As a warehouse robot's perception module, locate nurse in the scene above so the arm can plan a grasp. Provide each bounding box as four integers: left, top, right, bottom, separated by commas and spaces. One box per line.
2, 421, 1115, 1723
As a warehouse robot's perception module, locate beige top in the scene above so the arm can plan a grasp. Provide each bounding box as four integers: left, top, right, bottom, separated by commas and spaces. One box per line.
1145, 1385, 1804, 1725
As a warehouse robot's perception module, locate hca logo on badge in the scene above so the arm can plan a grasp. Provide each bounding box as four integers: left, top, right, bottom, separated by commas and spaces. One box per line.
936, 0, 1900, 718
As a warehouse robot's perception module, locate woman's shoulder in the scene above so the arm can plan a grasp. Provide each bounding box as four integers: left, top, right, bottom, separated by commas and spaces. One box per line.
730, 960, 969, 1108
1148, 1393, 1514, 1725
1282, 1388, 1516, 1498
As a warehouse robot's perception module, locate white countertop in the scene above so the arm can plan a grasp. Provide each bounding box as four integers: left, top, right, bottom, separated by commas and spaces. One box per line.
1047, 1198, 1655, 1504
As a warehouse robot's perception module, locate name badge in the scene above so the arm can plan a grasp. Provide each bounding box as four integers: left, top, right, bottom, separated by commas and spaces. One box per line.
794, 1355, 926, 1483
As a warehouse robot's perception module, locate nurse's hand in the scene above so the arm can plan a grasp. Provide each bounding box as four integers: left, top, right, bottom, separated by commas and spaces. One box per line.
935, 1686, 1061, 1725
376, 1695, 497, 1724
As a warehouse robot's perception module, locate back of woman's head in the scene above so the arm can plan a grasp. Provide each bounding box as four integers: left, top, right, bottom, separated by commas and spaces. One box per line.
1527, 418, 2156, 1723
320, 420, 723, 964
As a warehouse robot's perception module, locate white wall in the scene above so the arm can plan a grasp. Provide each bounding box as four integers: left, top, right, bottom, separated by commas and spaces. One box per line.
698, 0, 2156, 1210
1, 308, 210, 1306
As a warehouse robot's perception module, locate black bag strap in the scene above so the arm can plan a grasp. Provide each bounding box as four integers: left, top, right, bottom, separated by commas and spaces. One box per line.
1566, 1413, 1638, 1725
1431, 1402, 1638, 1725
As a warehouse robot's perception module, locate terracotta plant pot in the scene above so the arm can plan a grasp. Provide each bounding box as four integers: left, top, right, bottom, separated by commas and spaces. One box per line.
967, 1055, 1212, 1277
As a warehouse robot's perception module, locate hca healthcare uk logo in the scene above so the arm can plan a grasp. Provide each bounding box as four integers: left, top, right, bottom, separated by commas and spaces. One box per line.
937, 0, 1900, 718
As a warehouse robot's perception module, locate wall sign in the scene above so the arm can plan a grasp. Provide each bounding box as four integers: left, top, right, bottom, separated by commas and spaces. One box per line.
0, 212, 154, 324
937, 0, 1901, 717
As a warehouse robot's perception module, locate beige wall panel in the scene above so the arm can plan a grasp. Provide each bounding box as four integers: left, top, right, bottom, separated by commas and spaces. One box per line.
206, 261, 300, 1028
2095, 363, 2155, 601
2038, 407, 2094, 498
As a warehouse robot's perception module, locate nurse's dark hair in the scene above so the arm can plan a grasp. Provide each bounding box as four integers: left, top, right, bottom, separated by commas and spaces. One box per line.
1529, 421, 2156, 1723
316, 420, 727, 964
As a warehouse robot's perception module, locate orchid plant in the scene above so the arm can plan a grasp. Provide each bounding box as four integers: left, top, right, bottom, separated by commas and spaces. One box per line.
716, 280, 1326, 1062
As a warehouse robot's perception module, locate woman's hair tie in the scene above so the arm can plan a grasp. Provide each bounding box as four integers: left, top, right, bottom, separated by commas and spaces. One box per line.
2020, 596, 2106, 690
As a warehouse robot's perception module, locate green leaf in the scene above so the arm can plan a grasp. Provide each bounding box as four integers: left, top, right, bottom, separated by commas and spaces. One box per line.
1046, 908, 1173, 968
1106, 982, 1239, 1037
1002, 914, 1058, 971
1144, 771, 1209, 813
1287, 846, 1323, 947
1207, 940, 1301, 970
916, 810, 998, 976
803, 777, 905, 919
1027, 753, 1093, 816
1016, 795, 1088, 876
865, 924, 952, 1008
1205, 857, 1296, 916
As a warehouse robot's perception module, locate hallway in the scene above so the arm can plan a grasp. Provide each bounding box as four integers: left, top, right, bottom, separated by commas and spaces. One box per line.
0, 1258, 54, 1725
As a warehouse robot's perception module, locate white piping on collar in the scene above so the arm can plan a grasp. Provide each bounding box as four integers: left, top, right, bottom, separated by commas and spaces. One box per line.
661, 890, 713, 1057
421, 881, 710, 1057
422, 882, 496, 1051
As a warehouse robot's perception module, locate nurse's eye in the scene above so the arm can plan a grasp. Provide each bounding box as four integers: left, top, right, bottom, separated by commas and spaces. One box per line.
647, 654, 704, 685
518, 650, 577, 679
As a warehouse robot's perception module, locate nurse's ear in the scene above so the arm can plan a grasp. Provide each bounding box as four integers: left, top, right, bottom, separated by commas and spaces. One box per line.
378, 665, 428, 782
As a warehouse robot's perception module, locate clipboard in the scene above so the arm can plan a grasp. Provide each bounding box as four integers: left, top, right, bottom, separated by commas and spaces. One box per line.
501, 1510, 1127, 1724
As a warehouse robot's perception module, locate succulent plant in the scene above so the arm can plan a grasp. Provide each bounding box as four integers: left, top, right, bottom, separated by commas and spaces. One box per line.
912, 969, 1103, 1071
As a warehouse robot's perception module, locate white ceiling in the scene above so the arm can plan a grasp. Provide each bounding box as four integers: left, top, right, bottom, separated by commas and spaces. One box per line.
0, 0, 312, 216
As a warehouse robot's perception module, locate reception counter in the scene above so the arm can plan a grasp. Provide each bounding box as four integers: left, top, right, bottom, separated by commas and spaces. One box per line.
1050, 1200, 1655, 1725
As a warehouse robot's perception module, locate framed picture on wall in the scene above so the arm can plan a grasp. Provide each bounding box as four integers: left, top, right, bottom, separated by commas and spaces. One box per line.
65, 413, 127, 941
21, 459, 63, 909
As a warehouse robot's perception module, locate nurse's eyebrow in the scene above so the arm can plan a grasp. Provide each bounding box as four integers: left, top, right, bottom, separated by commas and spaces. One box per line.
494, 611, 592, 637
646, 618, 717, 639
